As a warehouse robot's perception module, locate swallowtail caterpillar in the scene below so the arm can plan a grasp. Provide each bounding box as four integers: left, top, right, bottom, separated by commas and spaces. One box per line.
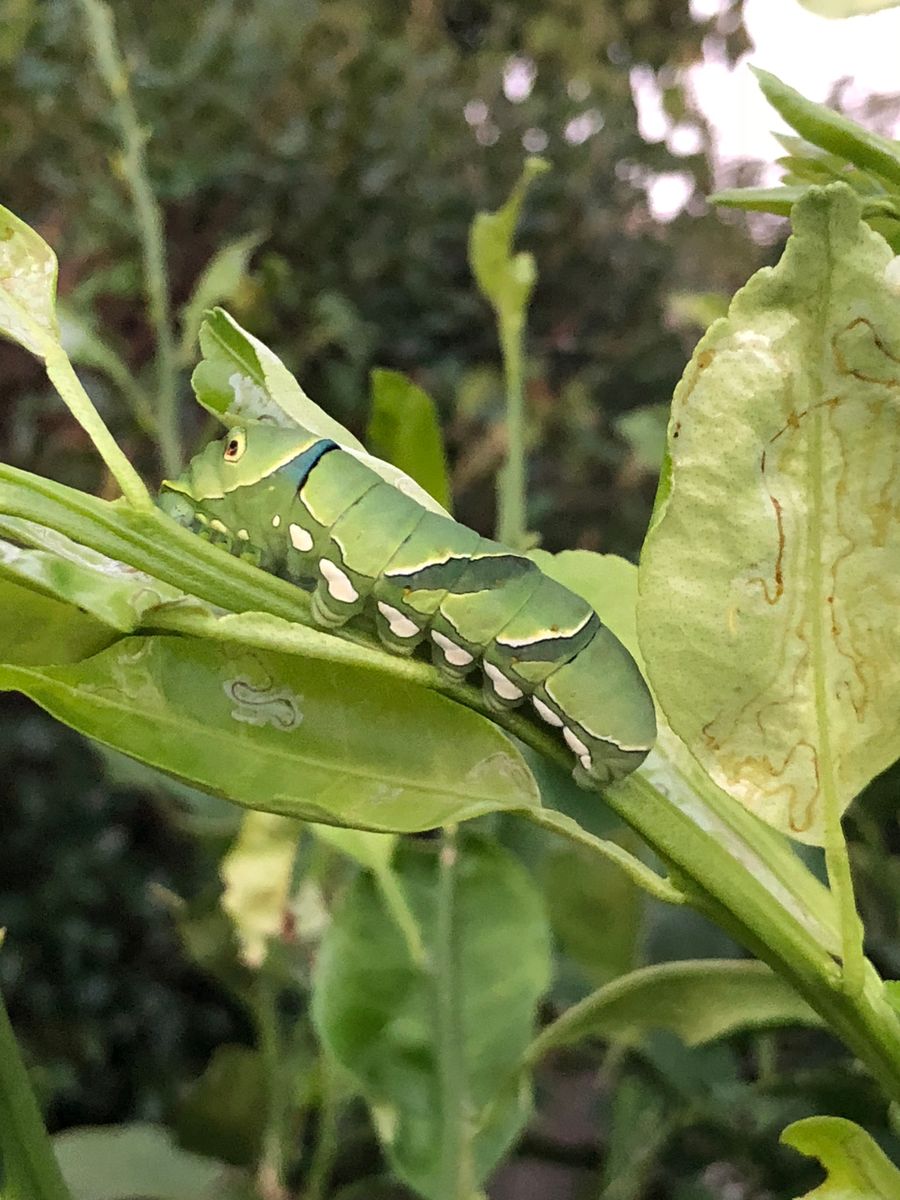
159, 423, 656, 786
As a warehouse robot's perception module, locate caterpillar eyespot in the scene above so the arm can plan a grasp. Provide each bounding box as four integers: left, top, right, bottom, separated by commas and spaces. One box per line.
224, 429, 247, 462
159, 422, 656, 786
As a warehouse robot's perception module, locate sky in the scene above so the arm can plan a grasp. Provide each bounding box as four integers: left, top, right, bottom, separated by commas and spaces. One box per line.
637, 0, 900, 218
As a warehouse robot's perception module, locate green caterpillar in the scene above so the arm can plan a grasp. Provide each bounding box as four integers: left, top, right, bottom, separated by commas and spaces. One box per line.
159, 422, 656, 786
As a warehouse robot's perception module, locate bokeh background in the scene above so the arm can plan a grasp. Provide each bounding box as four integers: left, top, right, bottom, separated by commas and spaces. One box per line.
1, 1, 899, 1196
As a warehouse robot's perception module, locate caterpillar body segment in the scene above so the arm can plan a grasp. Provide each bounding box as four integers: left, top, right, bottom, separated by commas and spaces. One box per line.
160, 423, 656, 786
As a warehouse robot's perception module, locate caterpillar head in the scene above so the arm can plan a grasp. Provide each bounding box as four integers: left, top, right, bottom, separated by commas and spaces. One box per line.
159, 422, 320, 519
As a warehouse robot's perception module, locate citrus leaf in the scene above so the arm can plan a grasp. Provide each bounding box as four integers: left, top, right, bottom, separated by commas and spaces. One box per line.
638, 185, 900, 844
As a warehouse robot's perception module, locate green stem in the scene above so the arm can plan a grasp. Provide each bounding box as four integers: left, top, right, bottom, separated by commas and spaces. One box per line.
0, 979, 73, 1200
497, 315, 527, 549
44, 346, 153, 510
255, 976, 290, 1200
373, 865, 427, 968
305, 1057, 339, 1200
78, 0, 182, 477
434, 827, 472, 1200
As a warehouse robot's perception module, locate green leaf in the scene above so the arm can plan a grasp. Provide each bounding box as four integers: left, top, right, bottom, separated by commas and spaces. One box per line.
191, 306, 364, 446
542, 838, 642, 986
367, 368, 452, 511
0, 576, 117, 666
53, 1124, 231, 1200
752, 68, 900, 188
797, 0, 900, 13
312, 837, 551, 1200
0, 517, 186, 631
0, 202, 60, 358
781, 1116, 900, 1197
529, 960, 820, 1057
174, 1046, 266, 1168
179, 233, 263, 359
0, 973, 73, 1200
638, 185, 900, 844
469, 156, 549, 331
0, 634, 540, 833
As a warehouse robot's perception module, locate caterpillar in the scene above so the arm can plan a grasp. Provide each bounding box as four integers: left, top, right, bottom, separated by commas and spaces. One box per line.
159, 422, 656, 786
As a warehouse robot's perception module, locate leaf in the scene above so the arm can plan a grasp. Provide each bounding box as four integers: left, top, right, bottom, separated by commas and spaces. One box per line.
752, 68, 900, 188
191, 307, 364, 446
530, 960, 820, 1057
0, 576, 117, 666
0, 634, 540, 833
469, 156, 549, 331
781, 1116, 900, 1197
638, 185, 900, 844
220, 811, 302, 967
797, 0, 900, 13
179, 233, 263, 359
0, 516, 186, 632
0, 202, 60, 358
367, 369, 452, 511
53, 1124, 231, 1200
0, 973, 73, 1200
312, 837, 551, 1200
174, 1045, 267, 1168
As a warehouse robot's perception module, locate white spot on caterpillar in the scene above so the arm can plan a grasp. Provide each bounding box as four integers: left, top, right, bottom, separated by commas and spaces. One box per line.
484, 661, 523, 700
319, 558, 359, 603
289, 523, 314, 552
272, 514, 281, 528
533, 696, 563, 727
579, 753, 592, 771
563, 726, 590, 758
209, 518, 229, 534
432, 630, 474, 667
377, 601, 420, 639
497, 611, 593, 648
237, 528, 249, 540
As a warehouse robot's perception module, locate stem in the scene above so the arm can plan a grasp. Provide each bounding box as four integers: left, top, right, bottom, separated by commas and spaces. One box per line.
44, 346, 152, 509
373, 865, 427, 968
0, 980, 73, 1200
305, 1057, 339, 1200
78, 0, 182, 477
434, 827, 472, 1200
522, 807, 684, 906
496, 315, 527, 549
807, 402, 864, 995
255, 976, 290, 1200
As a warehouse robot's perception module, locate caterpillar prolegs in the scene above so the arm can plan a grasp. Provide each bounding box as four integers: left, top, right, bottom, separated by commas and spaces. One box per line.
159, 423, 656, 786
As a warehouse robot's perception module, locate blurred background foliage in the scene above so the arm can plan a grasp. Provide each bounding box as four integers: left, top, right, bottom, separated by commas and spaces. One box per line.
2, 0, 899, 1196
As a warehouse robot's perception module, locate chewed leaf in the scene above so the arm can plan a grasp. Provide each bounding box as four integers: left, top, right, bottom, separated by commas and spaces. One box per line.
781, 1116, 900, 1197
638, 185, 900, 844
0, 202, 60, 358
192, 307, 365, 449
